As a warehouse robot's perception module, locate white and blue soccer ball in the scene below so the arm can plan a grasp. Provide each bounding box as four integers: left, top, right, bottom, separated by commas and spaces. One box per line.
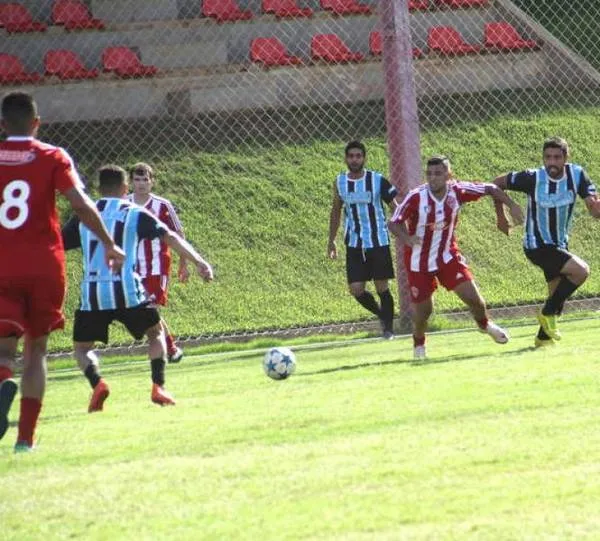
263, 347, 296, 380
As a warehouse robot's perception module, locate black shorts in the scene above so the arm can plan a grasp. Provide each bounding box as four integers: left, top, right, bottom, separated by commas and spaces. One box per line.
346, 245, 395, 284
73, 304, 161, 344
524, 246, 572, 282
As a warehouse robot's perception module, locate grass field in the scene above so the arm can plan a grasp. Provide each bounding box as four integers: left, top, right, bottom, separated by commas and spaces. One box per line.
4, 318, 600, 540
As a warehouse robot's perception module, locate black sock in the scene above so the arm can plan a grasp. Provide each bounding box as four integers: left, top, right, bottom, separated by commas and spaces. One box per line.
151, 358, 166, 386
378, 289, 394, 331
537, 327, 551, 340
542, 277, 579, 315
84, 364, 101, 389
354, 291, 381, 317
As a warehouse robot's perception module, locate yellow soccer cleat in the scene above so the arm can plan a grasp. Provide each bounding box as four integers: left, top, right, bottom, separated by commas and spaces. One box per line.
534, 336, 555, 348
537, 312, 561, 341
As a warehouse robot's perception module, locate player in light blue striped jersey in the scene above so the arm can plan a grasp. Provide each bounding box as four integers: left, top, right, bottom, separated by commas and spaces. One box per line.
63, 165, 213, 410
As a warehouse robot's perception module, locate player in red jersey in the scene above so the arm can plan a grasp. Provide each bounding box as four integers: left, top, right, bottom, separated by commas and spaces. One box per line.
0, 92, 124, 452
128, 163, 188, 363
389, 156, 523, 360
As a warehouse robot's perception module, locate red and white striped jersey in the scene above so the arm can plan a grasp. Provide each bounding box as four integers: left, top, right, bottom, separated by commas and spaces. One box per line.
127, 193, 184, 277
391, 181, 488, 272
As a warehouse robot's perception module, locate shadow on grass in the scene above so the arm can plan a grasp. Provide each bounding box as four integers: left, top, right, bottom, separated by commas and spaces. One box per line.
298, 345, 536, 376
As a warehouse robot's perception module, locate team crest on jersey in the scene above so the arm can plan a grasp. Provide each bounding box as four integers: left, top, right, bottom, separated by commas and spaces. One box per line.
0, 150, 35, 165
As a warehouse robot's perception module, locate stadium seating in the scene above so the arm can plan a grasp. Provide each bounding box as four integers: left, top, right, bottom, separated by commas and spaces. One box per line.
52, 0, 105, 30
428, 26, 481, 55
369, 31, 425, 58
319, 0, 372, 16
202, 0, 253, 22
311, 34, 364, 63
434, 0, 487, 8
409, 0, 429, 11
251, 37, 303, 67
0, 54, 41, 84
102, 47, 158, 78
0, 3, 47, 32
44, 49, 99, 80
262, 0, 313, 18
484, 22, 538, 51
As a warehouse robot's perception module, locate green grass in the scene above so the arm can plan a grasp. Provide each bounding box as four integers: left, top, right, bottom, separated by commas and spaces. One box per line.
48, 105, 600, 352
4, 318, 600, 539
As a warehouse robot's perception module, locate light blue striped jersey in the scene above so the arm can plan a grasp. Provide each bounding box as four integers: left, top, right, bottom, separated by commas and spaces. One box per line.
336, 170, 397, 249
506, 164, 596, 250
62, 198, 169, 311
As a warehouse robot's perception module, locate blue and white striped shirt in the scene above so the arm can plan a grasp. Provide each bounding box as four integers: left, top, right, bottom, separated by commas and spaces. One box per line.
336, 170, 397, 249
506, 163, 596, 250
62, 198, 168, 311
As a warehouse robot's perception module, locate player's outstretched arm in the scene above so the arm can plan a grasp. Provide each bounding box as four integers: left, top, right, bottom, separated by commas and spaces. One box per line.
162, 230, 213, 282
328, 183, 342, 259
584, 196, 600, 219
489, 177, 523, 235
388, 219, 420, 247
63, 187, 125, 270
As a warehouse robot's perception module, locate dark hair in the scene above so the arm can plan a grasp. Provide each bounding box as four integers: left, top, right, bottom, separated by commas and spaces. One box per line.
1, 92, 38, 134
129, 162, 154, 180
543, 137, 569, 157
426, 155, 451, 170
98, 164, 127, 192
345, 140, 366, 156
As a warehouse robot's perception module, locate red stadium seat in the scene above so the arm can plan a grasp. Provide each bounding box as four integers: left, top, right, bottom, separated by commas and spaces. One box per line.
319, 0, 372, 16
202, 0, 253, 22
311, 33, 364, 63
0, 54, 41, 84
428, 26, 481, 55
409, 0, 429, 10
102, 47, 158, 78
369, 32, 425, 59
434, 0, 486, 8
44, 49, 99, 80
262, 0, 313, 18
52, 0, 105, 30
484, 22, 538, 51
251, 37, 302, 67
0, 3, 47, 32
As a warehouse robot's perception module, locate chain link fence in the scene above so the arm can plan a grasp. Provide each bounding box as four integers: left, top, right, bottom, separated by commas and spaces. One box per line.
2, 0, 600, 351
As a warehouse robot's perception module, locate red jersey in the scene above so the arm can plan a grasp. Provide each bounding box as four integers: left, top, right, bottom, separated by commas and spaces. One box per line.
128, 193, 183, 277
391, 181, 488, 272
0, 136, 79, 277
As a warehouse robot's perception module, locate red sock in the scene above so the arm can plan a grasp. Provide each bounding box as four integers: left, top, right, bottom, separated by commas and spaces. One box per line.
476, 317, 489, 330
0, 365, 13, 383
165, 334, 176, 354
17, 397, 41, 446
413, 335, 426, 347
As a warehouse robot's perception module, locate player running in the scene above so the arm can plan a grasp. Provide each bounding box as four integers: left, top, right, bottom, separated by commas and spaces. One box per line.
128, 163, 187, 363
389, 155, 523, 360
62, 165, 213, 411
493, 137, 600, 346
0, 92, 124, 452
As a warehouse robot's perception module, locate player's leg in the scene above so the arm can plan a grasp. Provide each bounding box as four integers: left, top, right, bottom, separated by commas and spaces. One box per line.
412, 297, 433, 360
453, 280, 508, 344
347, 247, 381, 320
162, 318, 182, 364
73, 310, 112, 413
373, 246, 396, 339
0, 337, 18, 441
15, 334, 49, 450
535, 277, 560, 347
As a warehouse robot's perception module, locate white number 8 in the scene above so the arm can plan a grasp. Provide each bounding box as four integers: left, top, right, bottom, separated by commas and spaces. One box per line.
0, 180, 30, 230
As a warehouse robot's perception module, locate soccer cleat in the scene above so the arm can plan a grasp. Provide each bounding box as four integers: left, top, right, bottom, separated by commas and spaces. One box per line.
382, 330, 395, 340
14, 440, 35, 453
168, 346, 184, 364
537, 312, 561, 341
413, 345, 427, 360
151, 384, 176, 406
534, 336, 555, 348
379, 319, 395, 340
0, 378, 17, 441
88, 379, 110, 413
481, 321, 509, 344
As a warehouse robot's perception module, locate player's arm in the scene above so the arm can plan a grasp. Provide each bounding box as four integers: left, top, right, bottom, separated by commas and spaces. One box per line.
387, 194, 420, 247
577, 169, 600, 218
161, 231, 213, 282
165, 201, 190, 283
62, 187, 125, 270
483, 183, 523, 229
328, 181, 343, 259
381, 176, 399, 208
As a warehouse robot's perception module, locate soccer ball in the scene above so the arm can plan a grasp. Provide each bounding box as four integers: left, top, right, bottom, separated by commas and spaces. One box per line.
263, 347, 296, 380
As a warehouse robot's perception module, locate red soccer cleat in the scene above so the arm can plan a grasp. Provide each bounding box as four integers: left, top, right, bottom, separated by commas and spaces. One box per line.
151, 384, 176, 406
88, 379, 110, 413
